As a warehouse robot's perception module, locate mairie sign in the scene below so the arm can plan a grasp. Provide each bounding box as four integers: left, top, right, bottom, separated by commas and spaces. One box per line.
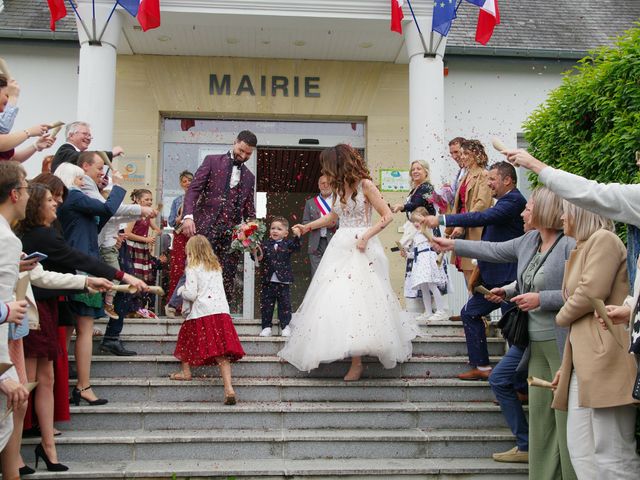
209, 74, 320, 98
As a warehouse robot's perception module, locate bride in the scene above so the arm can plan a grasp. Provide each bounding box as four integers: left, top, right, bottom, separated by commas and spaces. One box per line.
279, 144, 419, 381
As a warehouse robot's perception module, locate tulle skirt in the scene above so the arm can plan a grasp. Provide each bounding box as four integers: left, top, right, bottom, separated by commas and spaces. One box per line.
278, 227, 419, 371
174, 313, 245, 366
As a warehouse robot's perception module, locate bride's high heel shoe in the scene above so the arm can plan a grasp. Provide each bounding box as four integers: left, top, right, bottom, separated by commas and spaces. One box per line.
343, 364, 363, 382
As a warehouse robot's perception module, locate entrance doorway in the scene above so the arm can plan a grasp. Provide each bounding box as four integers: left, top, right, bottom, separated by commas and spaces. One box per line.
255, 147, 324, 317
160, 119, 365, 319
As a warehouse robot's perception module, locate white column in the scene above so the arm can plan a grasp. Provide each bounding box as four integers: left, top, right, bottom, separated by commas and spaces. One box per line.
404, 20, 448, 187
76, 2, 122, 151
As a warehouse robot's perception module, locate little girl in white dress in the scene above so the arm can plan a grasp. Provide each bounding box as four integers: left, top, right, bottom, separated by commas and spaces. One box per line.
279, 144, 419, 381
407, 207, 448, 321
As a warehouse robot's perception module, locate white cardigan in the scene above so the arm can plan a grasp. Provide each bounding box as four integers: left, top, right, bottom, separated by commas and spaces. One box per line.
177, 266, 230, 320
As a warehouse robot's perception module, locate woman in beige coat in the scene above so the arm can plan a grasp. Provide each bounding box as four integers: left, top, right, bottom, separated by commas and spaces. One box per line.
551, 202, 639, 479
447, 139, 492, 285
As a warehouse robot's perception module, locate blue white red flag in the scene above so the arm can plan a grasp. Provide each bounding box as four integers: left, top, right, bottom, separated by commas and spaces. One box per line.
475, 0, 500, 45
390, 0, 405, 34
46, 0, 67, 31
117, 0, 141, 17
118, 0, 161, 31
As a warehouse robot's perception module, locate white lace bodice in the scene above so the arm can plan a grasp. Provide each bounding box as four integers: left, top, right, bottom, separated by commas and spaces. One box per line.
332, 181, 372, 228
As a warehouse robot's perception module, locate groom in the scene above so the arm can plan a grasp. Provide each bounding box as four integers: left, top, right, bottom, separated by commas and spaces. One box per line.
181, 130, 257, 303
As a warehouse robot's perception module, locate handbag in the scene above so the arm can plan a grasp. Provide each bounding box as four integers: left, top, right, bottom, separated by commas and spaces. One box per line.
497, 233, 565, 350
497, 306, 529, 349
633, 367, 640, 401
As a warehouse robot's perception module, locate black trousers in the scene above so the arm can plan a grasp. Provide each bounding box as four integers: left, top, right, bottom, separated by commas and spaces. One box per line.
260, 281, 292, 329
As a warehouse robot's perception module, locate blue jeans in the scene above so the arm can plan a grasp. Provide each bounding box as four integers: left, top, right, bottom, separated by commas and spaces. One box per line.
460, 292, 511, 366
168, 274, 186, 309
490, 344, 529, 451
104, 293, 126, 340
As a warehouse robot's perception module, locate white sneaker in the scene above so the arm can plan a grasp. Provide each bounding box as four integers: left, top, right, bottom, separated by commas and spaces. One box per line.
428, 310, 449, 322
415, 312, 433, 323
281, 326, 291, 337
259, 327, 272, 337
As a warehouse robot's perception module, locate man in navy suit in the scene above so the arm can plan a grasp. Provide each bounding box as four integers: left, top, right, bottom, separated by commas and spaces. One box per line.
424, 161, 526, 380
254, 217, 301, 337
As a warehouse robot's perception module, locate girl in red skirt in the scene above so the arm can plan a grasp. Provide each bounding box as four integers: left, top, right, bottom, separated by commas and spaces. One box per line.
171, 235, 245, 405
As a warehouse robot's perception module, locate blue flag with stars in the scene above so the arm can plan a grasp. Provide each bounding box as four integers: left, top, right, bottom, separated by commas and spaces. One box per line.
432, 0, 487, 37
432, 0, 457, 36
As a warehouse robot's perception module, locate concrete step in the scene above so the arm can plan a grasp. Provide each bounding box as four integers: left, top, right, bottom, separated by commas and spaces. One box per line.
85, 335, 507, 357
18, 458, 528, 479
94, 317, 474, 337
61, 401, 512, 431
74, 354, 503, 379
69, 377, 498, 403
21, 428, 518, 462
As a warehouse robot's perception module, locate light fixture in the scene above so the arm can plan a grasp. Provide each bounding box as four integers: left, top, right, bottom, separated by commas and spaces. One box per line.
359, 42, 373, 49
158, 35, 171, 42
261, 40, 271, 45
293, 40, 306, 47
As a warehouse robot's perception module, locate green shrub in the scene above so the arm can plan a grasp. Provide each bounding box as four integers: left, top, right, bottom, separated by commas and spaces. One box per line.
524, 24, 640, 188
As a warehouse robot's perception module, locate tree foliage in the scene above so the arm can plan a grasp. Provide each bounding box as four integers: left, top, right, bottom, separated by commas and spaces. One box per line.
524, 24, 640, 187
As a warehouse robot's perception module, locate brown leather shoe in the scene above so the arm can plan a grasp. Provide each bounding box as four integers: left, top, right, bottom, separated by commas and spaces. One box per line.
457, 367, 492, 381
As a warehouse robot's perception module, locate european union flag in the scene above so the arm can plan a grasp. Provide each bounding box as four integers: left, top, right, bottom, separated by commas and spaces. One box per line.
432, 0, 457, 36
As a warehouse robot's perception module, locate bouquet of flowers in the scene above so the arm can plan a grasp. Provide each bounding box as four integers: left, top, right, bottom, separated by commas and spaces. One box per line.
230, 219, 267, 254
429, 184, 455, 214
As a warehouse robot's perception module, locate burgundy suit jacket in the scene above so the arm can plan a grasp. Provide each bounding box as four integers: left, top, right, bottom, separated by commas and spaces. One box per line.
183, 152, 256, 239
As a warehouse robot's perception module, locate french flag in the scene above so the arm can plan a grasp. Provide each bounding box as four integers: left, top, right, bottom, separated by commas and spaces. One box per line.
46, 0, 66, 31
119, 0, 161, 32
475, 0, 500, 45
390, 0, 404, 34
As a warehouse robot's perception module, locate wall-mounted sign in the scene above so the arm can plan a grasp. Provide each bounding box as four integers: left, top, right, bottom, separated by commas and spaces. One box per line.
209, 74, 320, 98
380, 169, 411, 192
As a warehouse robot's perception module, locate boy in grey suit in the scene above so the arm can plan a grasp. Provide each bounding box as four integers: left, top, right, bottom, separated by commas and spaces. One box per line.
302, 175, 337, 275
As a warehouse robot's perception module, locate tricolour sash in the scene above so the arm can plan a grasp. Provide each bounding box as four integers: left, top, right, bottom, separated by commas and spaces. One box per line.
314, 195, 331, 216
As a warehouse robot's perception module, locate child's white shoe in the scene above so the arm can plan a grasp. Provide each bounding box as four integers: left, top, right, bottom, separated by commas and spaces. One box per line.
281, 326, 291, 337
414, 312, 433, 323
428, 310, 449, 322
259, 327, 272, 337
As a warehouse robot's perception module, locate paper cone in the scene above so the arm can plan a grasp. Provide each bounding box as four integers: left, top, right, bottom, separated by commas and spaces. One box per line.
491, 137, 508, 152
527, 376, 554, 390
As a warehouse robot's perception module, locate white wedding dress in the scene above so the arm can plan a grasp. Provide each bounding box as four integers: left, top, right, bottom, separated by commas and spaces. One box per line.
278, 181, 419, 371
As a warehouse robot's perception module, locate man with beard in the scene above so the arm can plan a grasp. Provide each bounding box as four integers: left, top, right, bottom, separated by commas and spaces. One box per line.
181, 130, 257, 304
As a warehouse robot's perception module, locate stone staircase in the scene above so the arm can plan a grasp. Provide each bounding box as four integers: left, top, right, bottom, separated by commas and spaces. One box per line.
20, 317, 528, 479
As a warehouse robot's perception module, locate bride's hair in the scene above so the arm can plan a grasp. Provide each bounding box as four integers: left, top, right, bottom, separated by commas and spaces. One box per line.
319, 144, 371, 205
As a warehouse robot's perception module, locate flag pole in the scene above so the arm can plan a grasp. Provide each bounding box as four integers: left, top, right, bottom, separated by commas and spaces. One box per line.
67, 0, 93, 42
405, 0, 429, 54
97, 1, 119, 43
92, 0, 97, 40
